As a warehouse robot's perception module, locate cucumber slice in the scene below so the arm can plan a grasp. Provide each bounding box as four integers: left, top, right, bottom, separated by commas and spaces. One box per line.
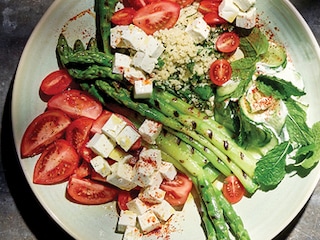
260, 42, 287, 68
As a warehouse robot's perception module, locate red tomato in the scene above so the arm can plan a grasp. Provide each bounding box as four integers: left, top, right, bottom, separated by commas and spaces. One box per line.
198, 0, 220, 14
216, 32, 240, 53
91, 110, 113, 134
117, 190, 133, 210
79, 145, 97, 163
127, 0, 148, 9
47, 89, 103, 120
67, 176, 119, 205
168, 0, 194, 7
21, 109, 71, 158
222, 175, 245, 204
111, 7, 136, 25
40, 69, 72, 96
160, 173, 193, 206
90, 169, 107, 182
132, 1, 180, 35
203, 12, 227, 26
33, 139, 80, 185
66, 117, 94, 152
73, 160, 91, 179
209, 59, 232, 86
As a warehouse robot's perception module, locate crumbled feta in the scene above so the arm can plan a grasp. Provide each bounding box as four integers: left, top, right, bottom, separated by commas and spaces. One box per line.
116, 125, 141, 152
117, 210, 137, 233
138, 119, 162, 144
107, 162, 137, 191
133, 79, 153, 99
90, 155, 112, 177
137, 209, 161, 234
87, 133, 116, 158
185, 17, 210, 43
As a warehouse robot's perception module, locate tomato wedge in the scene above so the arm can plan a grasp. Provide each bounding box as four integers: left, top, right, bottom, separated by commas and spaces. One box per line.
132, 1, 180, 35
21, 109, 71, 158
127, 0, 148, 10
91, 110, 113, 134
209, 59, 232, 86
160, 173, 193, 206
66, 117, 94, 152
33, 139, 80, 185
117, 190, 133, 210
222, 175, 245, 204
111, 7, 136, 25
40, 69, 72, 96
216, 32, 240, 53
198, 0, 220, 14
73, 160, 91, 179
79, 145, 97, 163
47, 89, 103, 120
168, 0, 194, 7
67, 176, 119, 205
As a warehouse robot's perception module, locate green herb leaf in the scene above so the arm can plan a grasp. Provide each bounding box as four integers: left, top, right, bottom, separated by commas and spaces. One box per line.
239, 27, 269, 58
254, 141, 293, 190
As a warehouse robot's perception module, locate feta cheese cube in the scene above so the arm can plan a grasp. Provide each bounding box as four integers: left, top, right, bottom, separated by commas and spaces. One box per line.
117, 210, 137, 233
219, 0, 240, 23
90, 156, 112, 177
110, 25, 128, 49
127, 197, 150, 215
108, 146, 128, 161
149, 171, 163, 188
101, 113, 127, 141
121, 25, 148, 51
151, 200, 175, 221
143, 36, 165, 59
137, 209, 161, 234
87, 133, 116, 158
233, 0, 255, 12
185, 17, 210, 43
112, 53, 132, 75
107, 162, 137, 191
133, 79, 153, 99
123, 226, 142, 240
132, 51, 157, 74
159, 161, 177, 180
236, 7, 256, 29
133, 159, 156, 187
139, 186, 166, 204
116, 125, 141, 152
139, 149, 162, 170
124, 67, 147, 84
138, 119, 162, 144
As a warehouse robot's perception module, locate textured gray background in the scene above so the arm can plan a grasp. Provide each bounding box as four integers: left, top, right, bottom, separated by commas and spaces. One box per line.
1, 0, 319, 239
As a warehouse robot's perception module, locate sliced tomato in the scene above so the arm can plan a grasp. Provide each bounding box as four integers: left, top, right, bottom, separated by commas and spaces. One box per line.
209, 59, 232, 86
79, 145, 97, 163
117, 190, 133, 210
91, 110, 113, 134
127, 0, 148, 9
216, 32, 240, 53
132, 1, 180, 35
47, 89, 103, 120
111, 7, 136, 25
168, 0, 194, 7
90, 169, 107, 182
67, 176, 119, 205
40, 69, 72, 96
73, 160, 91, 179
33, 139, 80, 184
198, 0, 220, 14
21, 109, 71, 158
160, 173, 193, 206
222, 175, 245, 204
65, 117, 94, 152
203, 12, 227, 26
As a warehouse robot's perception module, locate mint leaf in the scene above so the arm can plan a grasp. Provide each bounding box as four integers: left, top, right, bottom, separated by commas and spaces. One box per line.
256, 75, 305, 100
239, 27, 269, 58
254, 141, 293, 190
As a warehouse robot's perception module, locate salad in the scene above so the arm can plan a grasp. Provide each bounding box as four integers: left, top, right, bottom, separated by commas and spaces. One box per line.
19, 0, 320, 239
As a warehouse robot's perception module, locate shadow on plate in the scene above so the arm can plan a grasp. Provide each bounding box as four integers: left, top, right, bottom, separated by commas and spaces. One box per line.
2, 78, 308, 240
1, 80, 74, 240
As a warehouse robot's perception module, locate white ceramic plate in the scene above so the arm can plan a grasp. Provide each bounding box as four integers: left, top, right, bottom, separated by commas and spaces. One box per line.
12, 0, 320, 239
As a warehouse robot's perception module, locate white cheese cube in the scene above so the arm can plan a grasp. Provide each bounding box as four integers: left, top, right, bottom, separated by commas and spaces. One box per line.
101, 113, 127, 141
149, 171, 163, 188
121, 25, 148, 51
116, 125, 141, 152
108, 146, 128, 162
133, 79, 153, 99
143, 36, 165, 59
139, 186, 166, 204
90, 156, 112, 177
137, 209, 161, 234
218, 0, 240, 23
114, 1, 125, 12
151, 200, 175, 221
133, 159, 155, 187
139, 149, 162, 170
117, 210, 137, 233
236, 7, 256, 29
87, 133, 116, 158
107, 162, 137, 191
110, 25, 128, 49
112, 53, 132, 75
132, 51, 157, 74
185, 17, 210, 43
159, 162, 177, 180
138, 119, 162, 144
123, 226, 142, 240
233, 0, 255, 12
124, 67, 147, 84
127, 197, 150, 215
